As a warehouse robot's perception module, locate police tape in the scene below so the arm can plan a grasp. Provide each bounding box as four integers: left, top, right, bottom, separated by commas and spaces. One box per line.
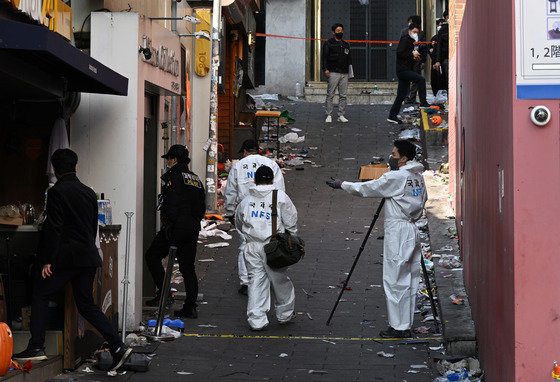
183, 333, 440, 342
255, 32, 436, 45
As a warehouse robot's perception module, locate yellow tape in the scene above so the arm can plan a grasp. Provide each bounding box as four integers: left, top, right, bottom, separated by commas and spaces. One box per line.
183, 333, 440, 342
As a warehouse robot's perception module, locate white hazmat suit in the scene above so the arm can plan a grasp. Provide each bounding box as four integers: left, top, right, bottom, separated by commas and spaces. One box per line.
225, 155, 285, 286
235, 185, 297, 330
341, 160, 427, 331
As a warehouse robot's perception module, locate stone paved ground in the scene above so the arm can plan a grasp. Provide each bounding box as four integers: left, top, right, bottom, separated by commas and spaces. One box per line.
55, 102, 444, 381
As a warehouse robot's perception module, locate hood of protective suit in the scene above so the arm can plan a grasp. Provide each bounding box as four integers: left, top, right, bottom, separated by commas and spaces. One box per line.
400, 160, 424, 174
249, 184, 275, 198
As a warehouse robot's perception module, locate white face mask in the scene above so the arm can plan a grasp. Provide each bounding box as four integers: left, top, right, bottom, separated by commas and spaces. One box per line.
437, 26, 442, 32
410, 32, 419, 41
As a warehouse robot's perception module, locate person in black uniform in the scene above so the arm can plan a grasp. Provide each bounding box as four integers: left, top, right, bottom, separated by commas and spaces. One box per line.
387, 23, 430, 125
400, 16, 428, 105
434, 11, 449, 91
429, 19, 445, 96
322, 23, 352, 123
145, 145, 205, 319
14, 149, 132, 371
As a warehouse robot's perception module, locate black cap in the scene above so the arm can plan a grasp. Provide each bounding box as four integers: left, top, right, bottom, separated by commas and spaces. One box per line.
239, 139, 259, 154
162, 144, 189, 162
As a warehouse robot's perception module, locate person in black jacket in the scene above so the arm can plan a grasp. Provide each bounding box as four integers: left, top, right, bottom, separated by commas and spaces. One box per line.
14, 149, 132, 371
145, 145, 205, 319
434, 11, 449, 90
322, 23, 352, 123
429, 19, 445, 95
401, 16, 428, 104
387, 23, 429, 124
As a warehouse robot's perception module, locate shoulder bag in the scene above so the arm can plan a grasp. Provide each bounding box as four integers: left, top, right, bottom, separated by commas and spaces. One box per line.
264, 190, 305, 269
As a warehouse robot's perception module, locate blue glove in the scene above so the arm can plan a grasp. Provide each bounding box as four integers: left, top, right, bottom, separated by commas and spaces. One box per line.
326, 178, 343, 189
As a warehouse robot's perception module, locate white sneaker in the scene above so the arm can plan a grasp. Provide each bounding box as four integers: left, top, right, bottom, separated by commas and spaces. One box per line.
338, 115, 349, 123
325, 115, 332, 123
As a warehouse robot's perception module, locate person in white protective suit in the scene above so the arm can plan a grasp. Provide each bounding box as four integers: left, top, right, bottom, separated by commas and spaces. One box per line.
225, 139, 285, 296
235, 166, 297, 330
326, 140, 428, 338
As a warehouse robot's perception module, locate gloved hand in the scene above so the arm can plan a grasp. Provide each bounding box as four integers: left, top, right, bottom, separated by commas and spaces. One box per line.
227, 215, 235, 225
326, 177, 343, 189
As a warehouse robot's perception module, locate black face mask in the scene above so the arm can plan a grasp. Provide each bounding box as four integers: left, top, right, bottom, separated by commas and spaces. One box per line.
388, 156, 400, 171
335, 32, 343, 40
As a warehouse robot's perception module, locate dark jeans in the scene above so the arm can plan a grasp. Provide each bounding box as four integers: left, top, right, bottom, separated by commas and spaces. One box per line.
29, 267, 121, 352
405, 61, 423, 103
430, 67, 442, 96
145, 229, 199, 308
389, 70, 427, 118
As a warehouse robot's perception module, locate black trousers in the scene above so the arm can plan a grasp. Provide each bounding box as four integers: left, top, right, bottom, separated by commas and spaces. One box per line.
389, 70, 427, 118
29, 267, 121, 351
430, 67, 442, 96
145, 229, 199, 308
405, 61, 423, 103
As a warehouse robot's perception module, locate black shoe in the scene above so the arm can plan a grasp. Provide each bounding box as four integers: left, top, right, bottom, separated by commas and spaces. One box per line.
174, 305, 198, 319
387, 116, 403, 125
379, 326, 412, 338
145, 292, 174, 307
238, 285, 248, 296
110, 346, 133, 371
420, 102, 431, 108
13, 348, 47, 362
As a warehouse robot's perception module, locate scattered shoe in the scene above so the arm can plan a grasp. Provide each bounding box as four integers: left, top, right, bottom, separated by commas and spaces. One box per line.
145, 292, 174, 307
337, 116, 349, 123
238, 285, 248, 296
110, 346, 133, 371
387, 116, 403, 125
325, 115, 332, 123
279, 312, 297, 325
379, 326, 412, 338
174, 305, 198, 319
13, 348, 47, 362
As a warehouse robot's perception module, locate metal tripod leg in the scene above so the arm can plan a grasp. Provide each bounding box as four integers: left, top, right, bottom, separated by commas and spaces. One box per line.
326, 199, 385, 326
147, 246, 177, 341
420, 252, 440, 333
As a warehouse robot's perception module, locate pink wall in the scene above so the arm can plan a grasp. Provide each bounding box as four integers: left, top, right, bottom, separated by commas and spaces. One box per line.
512, 101, 560, 379
456, 0, 560, 379
455, 0, 516, 379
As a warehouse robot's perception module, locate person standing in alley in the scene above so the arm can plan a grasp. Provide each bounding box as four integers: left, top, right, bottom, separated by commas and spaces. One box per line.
144, 145, 206, 319
322, 23, 352, 123
235, 166, 298, 331
225, 139, 285, 296
400, 16, 428, 105
434, 11, 449, 91
429, 19, 445, 95
14, 149, 132, 370
387, 23, 430, 125
326, 140, 428, 338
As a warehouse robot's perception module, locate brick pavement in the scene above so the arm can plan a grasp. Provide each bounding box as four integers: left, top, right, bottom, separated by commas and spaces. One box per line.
55, 102, 443, 381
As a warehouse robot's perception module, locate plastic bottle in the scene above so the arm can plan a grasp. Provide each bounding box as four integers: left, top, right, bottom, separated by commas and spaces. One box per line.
105, 199, 113, 226
97, 193, 107, 226
374, 83, 378, 91
446, 369, 469, 381
295, 81, 303, 98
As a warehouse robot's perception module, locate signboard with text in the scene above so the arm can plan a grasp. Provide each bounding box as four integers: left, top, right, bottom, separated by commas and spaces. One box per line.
515, 0, 560, 99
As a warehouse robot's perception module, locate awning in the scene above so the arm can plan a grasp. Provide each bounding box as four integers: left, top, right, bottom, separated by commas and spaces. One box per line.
0, 18, 128, 98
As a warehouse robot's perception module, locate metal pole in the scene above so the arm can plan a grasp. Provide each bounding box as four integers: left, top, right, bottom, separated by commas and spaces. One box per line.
420, 251, 440, 333
121, 212, 134, 344
205, 0, 222, 212
154, 246, 177, 338
326, 199, 385, 326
